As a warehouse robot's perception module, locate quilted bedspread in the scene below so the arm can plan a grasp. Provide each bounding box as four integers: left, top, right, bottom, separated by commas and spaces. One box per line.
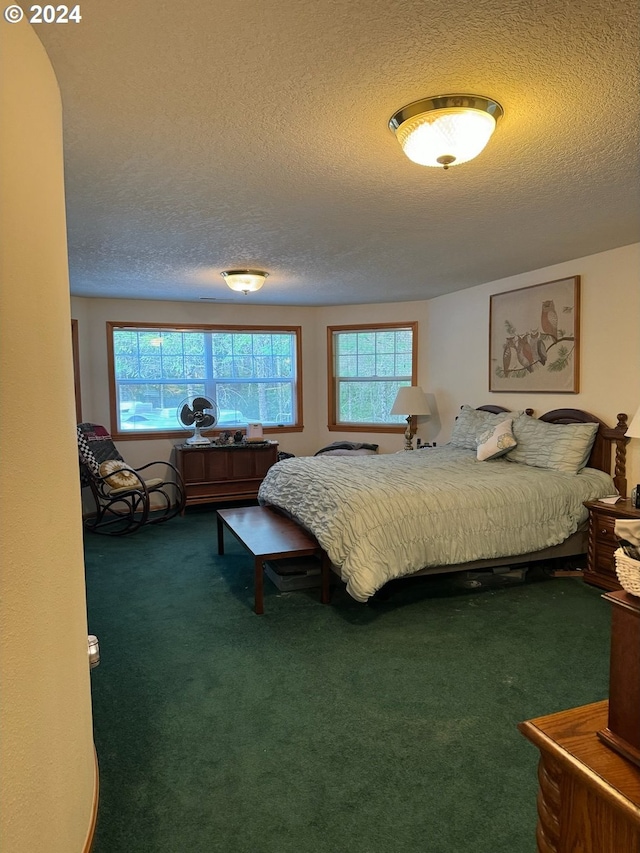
258, 446, 615, 602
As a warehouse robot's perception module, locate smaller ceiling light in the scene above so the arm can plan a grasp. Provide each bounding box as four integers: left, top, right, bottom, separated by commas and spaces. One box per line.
221, 269, 269, 294
389, 94, 503, 169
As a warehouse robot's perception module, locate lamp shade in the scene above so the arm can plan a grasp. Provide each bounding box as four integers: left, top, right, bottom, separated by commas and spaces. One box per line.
221, 269, 268, 294
627, 406, 640, 439
390, 386, 431, 416
389, 94, 503, 169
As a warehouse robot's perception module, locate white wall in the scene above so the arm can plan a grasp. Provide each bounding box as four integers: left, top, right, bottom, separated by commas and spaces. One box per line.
73, 242, 639, 491
0, 21, 95, 853
428, 244, 640, 490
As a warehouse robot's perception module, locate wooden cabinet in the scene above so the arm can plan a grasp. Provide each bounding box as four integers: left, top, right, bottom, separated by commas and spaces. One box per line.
584, 499, 640, 591
598, 591, 640, 767
518, 701, 640, 853
519, 591, 640, 851
175, 442, 279, 508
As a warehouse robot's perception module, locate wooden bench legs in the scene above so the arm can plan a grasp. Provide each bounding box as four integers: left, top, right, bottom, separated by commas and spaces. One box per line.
216, 506, 332, 614
254, 555, 265, 615
217, 513, 225, 556
252, 552, 330, 615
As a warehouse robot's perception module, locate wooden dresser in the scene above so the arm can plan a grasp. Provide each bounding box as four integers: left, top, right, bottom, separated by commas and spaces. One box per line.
519, 590, 640, 852
584, 499, 640, 590
518, 701, 640, 852
175, 442, 279, 508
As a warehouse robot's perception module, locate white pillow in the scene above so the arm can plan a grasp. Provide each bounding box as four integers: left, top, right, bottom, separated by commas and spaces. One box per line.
476, 419, 517, 461
99, 460, 141, 490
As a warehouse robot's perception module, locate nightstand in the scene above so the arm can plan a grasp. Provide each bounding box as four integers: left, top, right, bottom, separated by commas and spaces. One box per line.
584, 498, 640, 591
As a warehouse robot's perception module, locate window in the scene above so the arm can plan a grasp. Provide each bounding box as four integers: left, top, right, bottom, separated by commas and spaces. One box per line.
328, 322, 418, 431
107, 323, 302, 437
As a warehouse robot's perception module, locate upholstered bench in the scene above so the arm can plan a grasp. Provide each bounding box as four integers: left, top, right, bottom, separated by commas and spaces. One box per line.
216, 506, 331, 614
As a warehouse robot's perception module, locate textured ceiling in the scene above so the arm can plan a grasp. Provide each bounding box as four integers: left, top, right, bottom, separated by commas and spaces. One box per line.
36, 0, 640, 305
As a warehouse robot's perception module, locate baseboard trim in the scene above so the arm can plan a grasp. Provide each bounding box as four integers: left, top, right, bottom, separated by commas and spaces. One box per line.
82, 748, 99, 853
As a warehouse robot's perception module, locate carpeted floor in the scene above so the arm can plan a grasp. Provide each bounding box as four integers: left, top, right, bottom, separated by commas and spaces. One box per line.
84, 509, 611, 853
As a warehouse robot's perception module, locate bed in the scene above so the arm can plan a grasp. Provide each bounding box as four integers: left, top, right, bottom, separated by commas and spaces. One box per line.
258, 407, 629, 602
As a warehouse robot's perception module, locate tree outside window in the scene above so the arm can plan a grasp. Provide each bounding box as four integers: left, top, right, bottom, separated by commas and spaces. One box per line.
328, 323, 417, 431
108, 323, 301, 437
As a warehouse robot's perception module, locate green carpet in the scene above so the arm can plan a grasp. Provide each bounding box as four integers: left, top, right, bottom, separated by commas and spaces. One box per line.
84, 509, 611, 853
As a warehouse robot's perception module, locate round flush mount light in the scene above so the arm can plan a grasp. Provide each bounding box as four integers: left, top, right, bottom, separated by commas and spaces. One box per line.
389, 94, 504, 169
220, 269, 269, 294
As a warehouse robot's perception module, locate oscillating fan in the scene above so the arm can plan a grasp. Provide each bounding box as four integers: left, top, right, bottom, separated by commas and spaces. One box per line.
177, 396, 218, 445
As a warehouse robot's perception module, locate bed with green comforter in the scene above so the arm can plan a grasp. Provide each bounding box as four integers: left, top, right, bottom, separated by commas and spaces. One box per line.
258, 407, 628, 601
258, 445, 615, 602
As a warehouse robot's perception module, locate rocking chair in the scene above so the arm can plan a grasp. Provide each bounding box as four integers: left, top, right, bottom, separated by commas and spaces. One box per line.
77, 422, 186, 535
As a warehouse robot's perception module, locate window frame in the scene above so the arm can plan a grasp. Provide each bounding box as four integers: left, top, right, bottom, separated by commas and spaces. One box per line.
327, 321, 418, 433
71, 318, 82, 422
107, 321, 304, 440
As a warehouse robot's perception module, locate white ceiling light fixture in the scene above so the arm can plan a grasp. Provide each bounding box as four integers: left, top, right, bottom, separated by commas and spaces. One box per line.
389, 94, 504, 170
221, 269, 269, 294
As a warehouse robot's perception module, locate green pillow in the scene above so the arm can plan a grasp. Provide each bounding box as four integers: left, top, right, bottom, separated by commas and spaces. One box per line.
506, 415, 598, 474
450, 405, 521, 450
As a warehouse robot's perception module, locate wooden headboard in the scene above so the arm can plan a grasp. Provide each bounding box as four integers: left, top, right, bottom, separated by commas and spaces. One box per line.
477, 405, 535, 417
539, 409, 629, 496
476, 405, 629, 495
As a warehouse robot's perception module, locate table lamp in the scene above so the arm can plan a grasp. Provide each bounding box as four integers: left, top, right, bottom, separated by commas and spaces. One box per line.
390, 386, 431, 451
627, 406, 640, 508
627, 406, 640, 440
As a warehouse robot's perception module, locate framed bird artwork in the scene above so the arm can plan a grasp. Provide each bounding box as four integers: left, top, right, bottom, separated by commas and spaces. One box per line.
489, 276, 580, 392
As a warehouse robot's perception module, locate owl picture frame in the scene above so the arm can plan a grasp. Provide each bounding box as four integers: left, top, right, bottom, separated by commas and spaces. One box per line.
489, 276, 580, 393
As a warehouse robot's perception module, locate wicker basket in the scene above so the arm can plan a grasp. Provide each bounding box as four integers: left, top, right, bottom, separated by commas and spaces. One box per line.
614, 548, 640, 597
